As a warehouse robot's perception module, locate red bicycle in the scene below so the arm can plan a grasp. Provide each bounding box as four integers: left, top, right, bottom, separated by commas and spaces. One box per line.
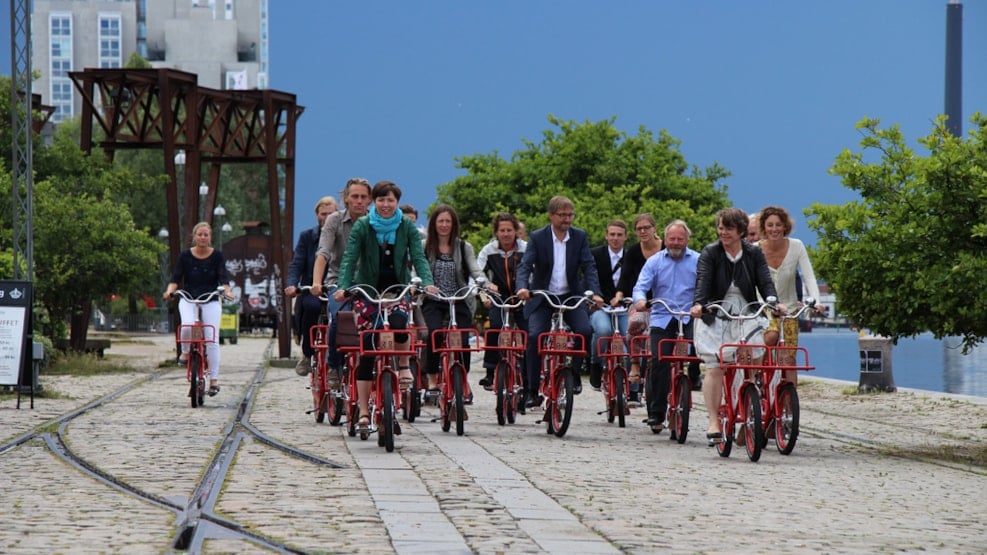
426, 281, 484, 436
754, 298, 816, 455
705, 299, 776, 462
530, 289, 593, 438
173, 288, 228, 408
482, 292, 527, 425
300, 286, 334, 423
594, 301, 643, 428
649, 298, 702, 443
402, 323, 428, 423
344, 280, 422, 452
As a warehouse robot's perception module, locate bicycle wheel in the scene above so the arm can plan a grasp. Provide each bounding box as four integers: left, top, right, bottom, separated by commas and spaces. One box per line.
453, 365, 466, 436
440, 371, 452, 432
715, 406, 733, 458
495, 361, 508, 426
775, 383, 800, 455
673, 373, 691, 444
550, 368, 575, 438
506, 363, 520, 424
312, 362, 326, 423
742, 386, 764, 462
603, 368, 615, 424
329, 388, 344, 426
614, 367, 627, 428
381, 376, 395, 452
189, 351, 203, 408
403, 357, 419, 423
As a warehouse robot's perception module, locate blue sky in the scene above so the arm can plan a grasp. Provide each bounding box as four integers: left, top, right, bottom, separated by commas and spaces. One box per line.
4, 2, 984, 246
268, 1, 984, 244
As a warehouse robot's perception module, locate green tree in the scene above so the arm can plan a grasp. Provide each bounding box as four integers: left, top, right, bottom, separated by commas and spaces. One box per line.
435, 115, 730, 248
806, 115, 987, 351
1, 111, 165, 345
32, 176, 161, 345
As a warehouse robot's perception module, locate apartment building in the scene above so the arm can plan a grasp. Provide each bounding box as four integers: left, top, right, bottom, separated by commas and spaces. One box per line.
32, 0, 269, 123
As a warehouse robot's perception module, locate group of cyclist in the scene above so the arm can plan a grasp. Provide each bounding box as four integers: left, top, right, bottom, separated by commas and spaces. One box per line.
166, 176, 823, 440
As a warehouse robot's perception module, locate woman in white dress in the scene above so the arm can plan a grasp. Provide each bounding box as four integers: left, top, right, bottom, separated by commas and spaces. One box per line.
756, 205, 825, 383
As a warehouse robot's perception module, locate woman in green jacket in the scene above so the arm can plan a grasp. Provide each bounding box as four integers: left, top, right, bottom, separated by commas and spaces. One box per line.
335, 180, 438, 432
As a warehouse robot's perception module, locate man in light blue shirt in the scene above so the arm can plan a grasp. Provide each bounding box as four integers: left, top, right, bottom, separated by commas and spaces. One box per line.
632, 220, 699, 433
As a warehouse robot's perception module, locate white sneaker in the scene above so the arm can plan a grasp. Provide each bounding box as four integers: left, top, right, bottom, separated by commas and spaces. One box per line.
295, 356, 311, 376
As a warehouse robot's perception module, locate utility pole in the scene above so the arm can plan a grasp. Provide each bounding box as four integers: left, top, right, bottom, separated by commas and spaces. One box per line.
9, 0, 34, 281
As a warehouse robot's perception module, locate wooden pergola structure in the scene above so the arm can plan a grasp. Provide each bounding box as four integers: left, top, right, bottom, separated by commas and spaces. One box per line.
69, 68, 303, 358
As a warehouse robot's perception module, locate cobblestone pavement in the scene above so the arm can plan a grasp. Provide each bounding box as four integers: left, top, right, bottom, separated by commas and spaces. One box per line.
2, 333, 985, 554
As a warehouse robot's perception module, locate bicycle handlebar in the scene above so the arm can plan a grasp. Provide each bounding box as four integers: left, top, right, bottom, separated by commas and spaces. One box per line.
647, 298, 692, 318
425, 277, 487, 303
172, 287, 231, 303
781, 297, 817, 320
529, 289, 595, 311
596, 298, 633, 314
343, 278, 423, 306
297, 285, 330, 302
485, 290, 525, 310
704, 296, 779, 321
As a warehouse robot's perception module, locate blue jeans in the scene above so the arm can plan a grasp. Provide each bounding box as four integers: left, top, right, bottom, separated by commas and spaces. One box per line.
298, 292, 327, 359
326, 286, 344, 368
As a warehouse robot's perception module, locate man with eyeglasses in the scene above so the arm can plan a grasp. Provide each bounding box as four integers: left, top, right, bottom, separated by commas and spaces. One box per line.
588, 220, 629, 391
517, 196, 604, 408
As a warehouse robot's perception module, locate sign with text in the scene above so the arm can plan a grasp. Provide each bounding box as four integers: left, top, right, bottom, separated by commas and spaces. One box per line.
0, 281, 33, 386
859, 349, 884, 374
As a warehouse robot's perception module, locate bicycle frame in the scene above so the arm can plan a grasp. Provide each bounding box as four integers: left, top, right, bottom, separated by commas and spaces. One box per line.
531, 290, 592, 438
482, 293, 527, 425
427, 283, 483, 436
754, 300, 816, 455
173, 288, 225, 408
402, 324, 428, 423
346, 280, 422, 453
650, 298, 700, 443
300, 286, 333, 424
595, 302, 633, 428
708, 299, 776, 462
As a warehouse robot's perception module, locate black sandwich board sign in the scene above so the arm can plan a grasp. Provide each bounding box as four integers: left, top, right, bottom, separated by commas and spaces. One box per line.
0, 281, 34, 405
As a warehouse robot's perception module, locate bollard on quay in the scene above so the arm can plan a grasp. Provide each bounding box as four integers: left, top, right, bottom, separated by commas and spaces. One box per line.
858, 333, 897, 393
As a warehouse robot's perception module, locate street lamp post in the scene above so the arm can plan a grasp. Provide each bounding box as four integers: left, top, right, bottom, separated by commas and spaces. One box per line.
174, 150, 187, 242
157, 227, 170, 333
214, 204, 227, 245
221, 222, 232, 246
198, 182, 209, 221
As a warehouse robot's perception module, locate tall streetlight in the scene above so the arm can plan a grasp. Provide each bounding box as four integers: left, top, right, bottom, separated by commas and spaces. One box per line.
174, 150, 186, 241
157, 227, 170, 333
198, 182, 209, 221
221, 223, 233, 246
214, 204, 227, 245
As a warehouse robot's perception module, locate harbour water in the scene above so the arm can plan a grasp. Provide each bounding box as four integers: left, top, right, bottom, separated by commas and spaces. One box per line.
799, 327, 987, 397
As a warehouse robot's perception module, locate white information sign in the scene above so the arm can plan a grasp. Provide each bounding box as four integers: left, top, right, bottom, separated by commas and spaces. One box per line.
0, 305, 27, 385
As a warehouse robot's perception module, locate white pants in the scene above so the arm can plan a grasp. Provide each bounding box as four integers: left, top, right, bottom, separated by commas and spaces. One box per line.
178, 299, 221, 380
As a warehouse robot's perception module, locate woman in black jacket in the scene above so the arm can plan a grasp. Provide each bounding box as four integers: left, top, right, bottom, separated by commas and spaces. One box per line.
689, 208, 784, 440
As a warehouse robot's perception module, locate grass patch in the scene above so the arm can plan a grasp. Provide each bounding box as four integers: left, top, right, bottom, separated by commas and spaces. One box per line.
0, 385, 70, 400
44, 352, 139, 377
878, 443, 987, 469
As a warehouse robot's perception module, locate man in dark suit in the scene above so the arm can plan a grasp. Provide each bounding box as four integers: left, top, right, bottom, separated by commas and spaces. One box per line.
517, 196, 604, 407
589, 220, 628, 390
285, 196, 337, 375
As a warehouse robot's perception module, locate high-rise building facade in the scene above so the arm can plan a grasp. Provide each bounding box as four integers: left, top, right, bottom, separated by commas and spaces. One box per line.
32, 0, 269, 123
